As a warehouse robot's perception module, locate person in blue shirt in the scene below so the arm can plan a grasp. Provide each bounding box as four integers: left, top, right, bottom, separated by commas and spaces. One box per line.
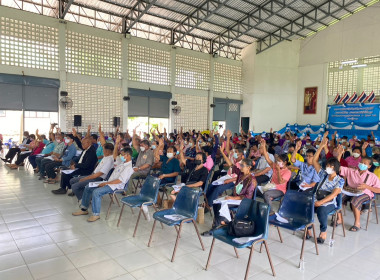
290, 140, 320, 193
44, 134, 77, 184
158, 146, 181, 185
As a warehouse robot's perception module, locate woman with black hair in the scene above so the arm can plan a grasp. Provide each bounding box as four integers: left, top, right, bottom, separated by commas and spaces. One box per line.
308, 136, 344, 244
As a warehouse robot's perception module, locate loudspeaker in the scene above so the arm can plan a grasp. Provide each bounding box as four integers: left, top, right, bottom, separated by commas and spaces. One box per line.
171, 101, 177, 106
74, 115, 82, 127
60, 91, 68, 97
123, 96, 130, 101
113, 117, 120, 127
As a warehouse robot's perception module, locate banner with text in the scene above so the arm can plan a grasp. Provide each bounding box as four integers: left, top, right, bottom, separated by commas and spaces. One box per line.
328, 103, 380, 128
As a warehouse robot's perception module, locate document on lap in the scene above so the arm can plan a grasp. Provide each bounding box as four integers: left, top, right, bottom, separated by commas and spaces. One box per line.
88, 182, 102, 188
61, 169, 78, 174
212, 175, 232, 185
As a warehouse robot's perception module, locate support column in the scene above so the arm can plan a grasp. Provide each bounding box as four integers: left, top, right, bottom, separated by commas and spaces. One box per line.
121, 35, 130, 131
58, 21, 67, 132
208, 55, 215, 130
169, 46, 176, 132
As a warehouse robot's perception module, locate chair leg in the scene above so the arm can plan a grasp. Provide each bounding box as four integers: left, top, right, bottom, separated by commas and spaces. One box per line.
331, 213, 337, 240
374, 200, 379, 224
234, 247, 239, 258
340, 210, 346, 237
115, 196, 120, 207
117, 204, 126, 227
259, 242, 263, 253
311, 224, 319, 255
263, 240, 276, 277
152, 204, 164, 229
105, 195, 114, 220
299, 228, 307, 267
366, 200, 373, 231
192, 219, 205, 251
133, 207, 143, 237
147, 220, 157, 247
343, 204, 346, 216
276, 226, 283, 243
205, 237, 216, 270
244, 245, 255, 280
171, 222, 183, 262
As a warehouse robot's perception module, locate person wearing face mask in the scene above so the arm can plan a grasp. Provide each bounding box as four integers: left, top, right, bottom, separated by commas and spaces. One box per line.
184, 138, 197, 161
37, 129, 66, 180
336, 145, 380, 232
252, 142, 275, 186
202, 158, 256, 236
158, 146, 181, 185
125, 139, 154, 194
257, 139, 291, 211
345, 146, 367, 169
1, 131, 31, 163
44, 134, 77, 184
371, 154, 380, 176
306, 138, 344, 243
72, 146, 134, 222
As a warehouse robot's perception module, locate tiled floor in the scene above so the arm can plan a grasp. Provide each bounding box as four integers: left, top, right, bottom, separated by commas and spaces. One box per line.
1, 159, 380, 280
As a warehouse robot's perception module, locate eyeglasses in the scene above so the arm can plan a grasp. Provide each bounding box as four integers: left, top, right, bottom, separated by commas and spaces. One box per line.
306, 155, 314, 158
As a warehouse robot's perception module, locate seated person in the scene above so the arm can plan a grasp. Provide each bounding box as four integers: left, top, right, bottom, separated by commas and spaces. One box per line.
126, 139, 154, 194
1, 131, 31, 163
169, 151, 208, 202
248, 143, 261, 161
345, 145, 367, 169
206, 142, 244, 207
44, 134, 77, 184
9, 134, 43, 169
52, 132, 98, 194
257, 139, 291, 210
184, 138, 197, 160
336, 146, 380, 232
306, 137, 344, 243
290, 140, 320, 192
287, 143, 304, 172
69, 142, 114, 200
252, 143, 274, 185
203, 158, 256, 236
72, 146, 134, 222
29, 130, 55, 171
37, 128, 65, 180
157, 144, 181, 185
200, 145, 214, 172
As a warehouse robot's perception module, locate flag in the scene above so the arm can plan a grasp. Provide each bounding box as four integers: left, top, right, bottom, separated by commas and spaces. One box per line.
357, 91, 367, 103
333, 93, 341, 104
339, 92, 349, 104
366, 91, 375, 103
347, 92, 358, 103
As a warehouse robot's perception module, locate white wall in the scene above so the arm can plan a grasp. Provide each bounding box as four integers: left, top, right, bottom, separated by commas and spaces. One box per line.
296, 2, 380, 125
242, 40, 300, 132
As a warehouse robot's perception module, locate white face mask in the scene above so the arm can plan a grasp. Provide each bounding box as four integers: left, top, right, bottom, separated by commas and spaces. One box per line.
64, 138, 70, 144
188, 143, 193, 147
140, 147, 145, 152
167, 153, 174, 159
278, 162, 284, 168
326, 167, 334, 174
352, 152, 360, 158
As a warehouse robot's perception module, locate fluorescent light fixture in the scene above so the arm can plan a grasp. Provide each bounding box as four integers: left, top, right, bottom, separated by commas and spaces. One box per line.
341, 59, 357, 64
351, 64, 367, 68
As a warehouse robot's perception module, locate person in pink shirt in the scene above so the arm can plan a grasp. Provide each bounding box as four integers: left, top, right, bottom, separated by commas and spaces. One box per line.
337, 145, 380, 232
200, 146, 214, 172
345, 145, 368, 169
259, 139, 291, 211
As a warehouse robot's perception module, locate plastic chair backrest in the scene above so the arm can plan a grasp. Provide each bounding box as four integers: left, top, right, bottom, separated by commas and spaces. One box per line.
105, 168, 114, 181
140, 176, 161, 203
278, 190, 314, 225
203, 166, 215, 193
234, 199, 270, 239
173, 186, 201, 219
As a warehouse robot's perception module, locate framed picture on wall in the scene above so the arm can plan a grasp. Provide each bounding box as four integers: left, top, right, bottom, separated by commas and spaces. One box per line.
304, 87, 318, 114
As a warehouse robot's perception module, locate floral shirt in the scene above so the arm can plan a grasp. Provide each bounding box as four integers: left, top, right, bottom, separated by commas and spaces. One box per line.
316, 169, 344, 207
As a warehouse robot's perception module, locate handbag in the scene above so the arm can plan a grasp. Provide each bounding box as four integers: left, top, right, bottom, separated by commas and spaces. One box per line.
227, 200, 255, 237
343, 174, 369, 194
315, 174, 330, 201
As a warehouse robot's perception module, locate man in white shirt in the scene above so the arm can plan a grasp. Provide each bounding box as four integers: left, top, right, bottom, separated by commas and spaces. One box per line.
72, 147, 134, 222
70, 143, 115, 200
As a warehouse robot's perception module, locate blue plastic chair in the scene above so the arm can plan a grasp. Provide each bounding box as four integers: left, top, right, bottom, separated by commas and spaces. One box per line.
328, 193, 346, 240
269, 190, 318, 267
158, 175, 179, 205
200, 166, 215, 212
206, 199, 275, 280
147, 186, 205, 262
117, 176, 161, 237
105, 168, 126, 220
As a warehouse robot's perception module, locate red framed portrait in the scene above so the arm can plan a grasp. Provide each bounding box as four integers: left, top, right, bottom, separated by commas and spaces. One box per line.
304, 87, 318, 114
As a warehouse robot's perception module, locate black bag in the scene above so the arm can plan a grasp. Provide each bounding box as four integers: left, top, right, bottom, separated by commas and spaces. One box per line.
227, 201, 255, 237
315, 175, 330, 201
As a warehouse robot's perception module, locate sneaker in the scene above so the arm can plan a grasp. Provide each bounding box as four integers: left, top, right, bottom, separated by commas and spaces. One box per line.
72, 210, 89, 216
87, 216, 100, 222
51, 188, 67, 194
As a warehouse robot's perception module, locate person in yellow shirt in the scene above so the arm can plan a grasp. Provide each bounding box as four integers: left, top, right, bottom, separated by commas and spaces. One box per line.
287, 144, 304, 172
372, 154, 380, 179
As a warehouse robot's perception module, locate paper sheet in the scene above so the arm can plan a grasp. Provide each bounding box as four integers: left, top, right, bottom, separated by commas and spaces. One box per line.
61, 168, 78, 174
213, 197, 242, 206
45, 156, 55, 161
20, 151, 30, 155
341, 189, 363, 197
163, 214, 187, 221
212, 175, 232, 186
88, 181, 102, 188
299, 181, 311, 191
173, 183, 185, 192
257, 185, 263, 194
36, 153, 45, 158
275, 212, 289, 223
232, 234, 263, 244
219, 201, 232, 222
76, 150, 82, 156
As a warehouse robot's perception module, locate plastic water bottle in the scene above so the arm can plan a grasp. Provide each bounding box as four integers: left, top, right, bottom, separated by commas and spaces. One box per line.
329, 237, 335, 247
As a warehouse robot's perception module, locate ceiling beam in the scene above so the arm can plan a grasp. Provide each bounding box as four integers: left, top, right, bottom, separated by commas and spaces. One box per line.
123, 0, 158, 33
59, 0, 74, 19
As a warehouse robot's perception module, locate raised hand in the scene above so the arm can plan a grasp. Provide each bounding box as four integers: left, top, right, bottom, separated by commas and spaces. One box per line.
336, 144, 344, 156
323, 131, 329, 139
72, 127, 77, 137
321, 137, 329, 147
116, 134, 121, 144
362, 142, 369, 150
226, 130, 232, 138
295, 140, 302, 151
88, 125, 91, 131
98, 122, 102, 132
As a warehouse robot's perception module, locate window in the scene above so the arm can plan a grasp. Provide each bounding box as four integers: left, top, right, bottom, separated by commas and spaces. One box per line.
175, 54, 210, 90
214, 63, 242, 94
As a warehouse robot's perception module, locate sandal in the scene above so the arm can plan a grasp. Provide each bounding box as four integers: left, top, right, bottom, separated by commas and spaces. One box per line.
317, 237, 325, 244
349, 225, 360, 232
